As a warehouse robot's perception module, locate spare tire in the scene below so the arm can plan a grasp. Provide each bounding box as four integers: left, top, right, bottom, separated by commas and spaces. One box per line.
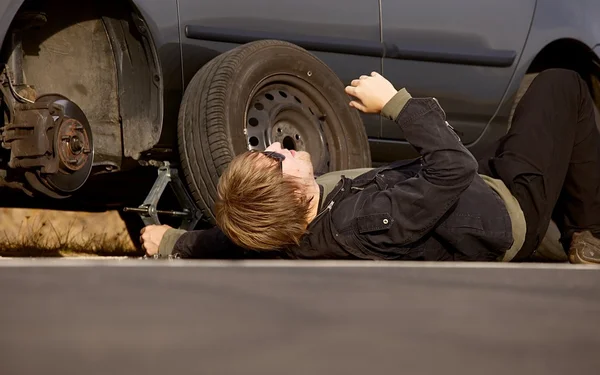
178, 40, 371, 222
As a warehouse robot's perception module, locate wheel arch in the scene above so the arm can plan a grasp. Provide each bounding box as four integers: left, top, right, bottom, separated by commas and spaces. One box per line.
525, 38, 600, 106
0, 0, 164, 171
0, 0, 25, 46
500, 38, 600, 131
467, 37, 600, 159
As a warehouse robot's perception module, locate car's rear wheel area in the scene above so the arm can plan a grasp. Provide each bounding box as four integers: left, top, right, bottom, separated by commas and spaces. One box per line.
508, 70, 600, 263
178, 40, 372, 222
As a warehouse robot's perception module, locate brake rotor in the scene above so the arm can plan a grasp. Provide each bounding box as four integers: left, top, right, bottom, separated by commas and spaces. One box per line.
25, 94, 94, 196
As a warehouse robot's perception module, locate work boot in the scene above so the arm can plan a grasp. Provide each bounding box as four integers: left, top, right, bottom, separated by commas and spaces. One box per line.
569, 231, 600, 264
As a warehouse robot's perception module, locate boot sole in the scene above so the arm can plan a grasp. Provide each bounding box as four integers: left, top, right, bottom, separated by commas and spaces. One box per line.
569, 251, 600, 264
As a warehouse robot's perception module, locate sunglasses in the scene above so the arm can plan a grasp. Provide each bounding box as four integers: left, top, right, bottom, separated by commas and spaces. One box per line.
252, 150, 286, 171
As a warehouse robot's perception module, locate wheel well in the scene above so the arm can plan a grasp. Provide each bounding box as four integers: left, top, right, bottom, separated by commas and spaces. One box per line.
1, 0, 162, 172
526, 38, 600, 107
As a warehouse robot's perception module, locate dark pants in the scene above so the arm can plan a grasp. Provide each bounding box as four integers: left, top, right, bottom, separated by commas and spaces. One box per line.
478, 69, 600, 261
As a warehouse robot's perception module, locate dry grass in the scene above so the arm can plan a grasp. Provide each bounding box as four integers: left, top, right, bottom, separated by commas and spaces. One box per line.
0, 208, 141, 257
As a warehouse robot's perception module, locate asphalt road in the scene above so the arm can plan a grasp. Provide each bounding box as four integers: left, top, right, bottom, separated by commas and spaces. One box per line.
0, 260, 599, 375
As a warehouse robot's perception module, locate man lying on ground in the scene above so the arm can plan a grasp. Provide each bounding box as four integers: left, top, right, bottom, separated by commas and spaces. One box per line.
141, 69, 600, 264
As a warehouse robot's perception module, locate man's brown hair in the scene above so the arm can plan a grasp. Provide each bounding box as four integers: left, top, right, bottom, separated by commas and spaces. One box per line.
214, 151, 312, 251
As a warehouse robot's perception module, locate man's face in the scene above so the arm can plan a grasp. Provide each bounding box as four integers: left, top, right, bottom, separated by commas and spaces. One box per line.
264, 142, 315, 182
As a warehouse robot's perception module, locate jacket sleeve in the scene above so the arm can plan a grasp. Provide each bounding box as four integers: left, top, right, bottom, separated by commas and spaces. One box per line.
170, 226, 283, 259
166, 226, 245, 259
357, 94, 478, 246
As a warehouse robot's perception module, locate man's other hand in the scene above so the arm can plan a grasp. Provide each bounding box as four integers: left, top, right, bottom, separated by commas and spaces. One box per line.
140, 224, 172, 256
345, 72, 398, 114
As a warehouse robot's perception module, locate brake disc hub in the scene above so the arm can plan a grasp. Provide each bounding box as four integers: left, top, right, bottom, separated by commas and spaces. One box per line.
56, 118, 91, 172
1, 94, 94, 197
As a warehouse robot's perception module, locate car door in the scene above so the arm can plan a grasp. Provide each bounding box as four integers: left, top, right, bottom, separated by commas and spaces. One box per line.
377, 0, 536, 161
177, 0, 382, 139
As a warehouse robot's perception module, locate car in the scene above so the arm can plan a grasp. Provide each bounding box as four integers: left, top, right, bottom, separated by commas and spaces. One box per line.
1, 0, 599, 233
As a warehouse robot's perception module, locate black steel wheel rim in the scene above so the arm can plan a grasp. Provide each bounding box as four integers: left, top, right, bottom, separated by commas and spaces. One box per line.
245, 75, 341, 175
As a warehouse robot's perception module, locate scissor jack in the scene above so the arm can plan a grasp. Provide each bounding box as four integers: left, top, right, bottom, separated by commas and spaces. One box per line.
123, 161, 202, 230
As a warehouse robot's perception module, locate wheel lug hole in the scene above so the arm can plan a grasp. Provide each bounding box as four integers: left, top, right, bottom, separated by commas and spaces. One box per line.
254, 103, 264, 111
265, 93, 274, 101
277, 128, 282, 133
282, 136, 295, 150
279, 91, 288, 98
295, 134, 300, 140
249, 137, 259, 147
248, 118, 259, 127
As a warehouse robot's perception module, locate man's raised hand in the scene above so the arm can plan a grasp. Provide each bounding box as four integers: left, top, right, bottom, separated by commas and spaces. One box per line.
344, 72, 399, 114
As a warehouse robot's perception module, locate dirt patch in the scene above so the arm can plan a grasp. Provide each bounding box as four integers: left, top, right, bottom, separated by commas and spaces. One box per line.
0, 208, 141, 257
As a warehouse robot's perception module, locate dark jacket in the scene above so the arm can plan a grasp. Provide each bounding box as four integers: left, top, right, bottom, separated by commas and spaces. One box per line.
168, 97, 513, 261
